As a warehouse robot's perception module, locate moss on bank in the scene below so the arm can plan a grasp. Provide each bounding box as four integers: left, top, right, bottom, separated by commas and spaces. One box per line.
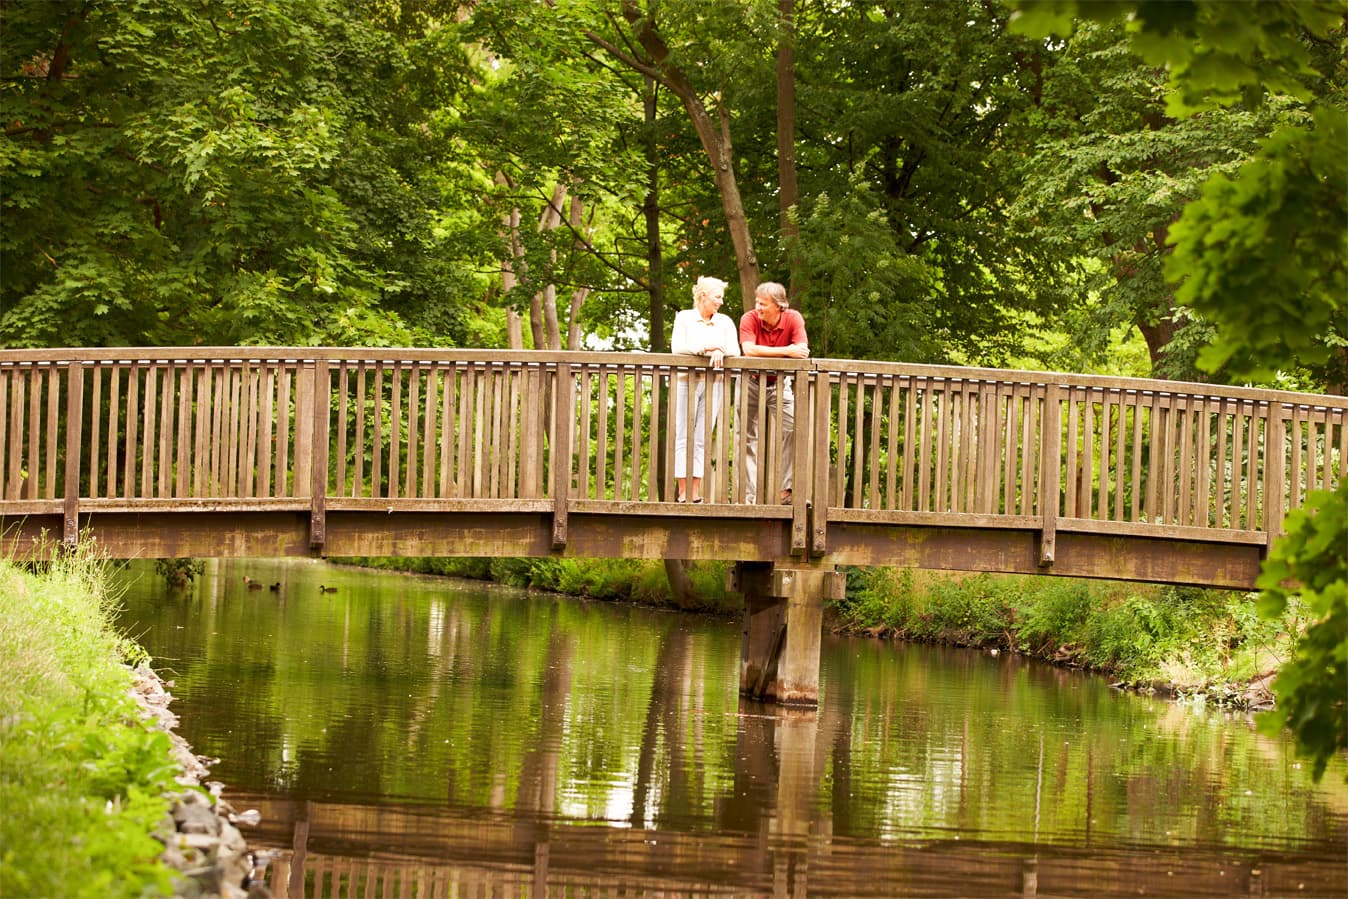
834, 568, 1300, 705
0, 555, 180, 899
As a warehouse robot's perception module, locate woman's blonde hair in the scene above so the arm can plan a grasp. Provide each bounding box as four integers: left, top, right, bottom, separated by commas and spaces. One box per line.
693, 275, 728, 302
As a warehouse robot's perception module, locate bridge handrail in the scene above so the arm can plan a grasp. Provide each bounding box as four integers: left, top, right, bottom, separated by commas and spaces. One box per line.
0, 347, 1343, 560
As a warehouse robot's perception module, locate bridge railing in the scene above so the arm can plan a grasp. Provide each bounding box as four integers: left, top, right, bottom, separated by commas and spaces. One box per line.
0, 349, 1343, 557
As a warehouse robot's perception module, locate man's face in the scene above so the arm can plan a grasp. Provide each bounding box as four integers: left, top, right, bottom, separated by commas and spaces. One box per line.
754, 293, 781, 327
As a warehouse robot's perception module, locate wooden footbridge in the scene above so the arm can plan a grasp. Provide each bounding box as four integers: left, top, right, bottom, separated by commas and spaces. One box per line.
2, 348, 1344, 702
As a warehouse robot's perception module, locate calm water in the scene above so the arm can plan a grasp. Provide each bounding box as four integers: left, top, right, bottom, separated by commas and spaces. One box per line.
114, 558, 1348, 898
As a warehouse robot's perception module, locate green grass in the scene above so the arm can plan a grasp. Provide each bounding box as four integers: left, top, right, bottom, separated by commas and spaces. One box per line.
833, 567, 1299, 700
0, 551, 181, 899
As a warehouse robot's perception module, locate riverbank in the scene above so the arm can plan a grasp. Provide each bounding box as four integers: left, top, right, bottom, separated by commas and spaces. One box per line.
0, 556, 269, 899
335, 555, 1297, 710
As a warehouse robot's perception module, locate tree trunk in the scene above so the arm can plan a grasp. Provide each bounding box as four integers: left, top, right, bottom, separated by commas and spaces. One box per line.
776, 0, 802, 298
645, 75, 667, 356
589, 4, 761, 310
565, 194, 589, 350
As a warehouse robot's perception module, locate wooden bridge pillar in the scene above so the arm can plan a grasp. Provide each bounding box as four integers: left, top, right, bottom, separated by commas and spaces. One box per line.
734, 562, 844, 706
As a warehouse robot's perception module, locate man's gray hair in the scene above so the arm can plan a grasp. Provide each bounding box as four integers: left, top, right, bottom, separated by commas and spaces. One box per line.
756, 281, 788, 309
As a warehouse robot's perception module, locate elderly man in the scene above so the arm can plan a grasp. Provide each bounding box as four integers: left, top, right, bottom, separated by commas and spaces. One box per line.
738, 281, 809, 504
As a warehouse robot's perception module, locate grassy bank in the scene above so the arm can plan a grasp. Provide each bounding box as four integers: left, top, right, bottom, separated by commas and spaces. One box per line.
336, 555, 742, 615
834, 568, 1300, 704
0, 555, 180, 899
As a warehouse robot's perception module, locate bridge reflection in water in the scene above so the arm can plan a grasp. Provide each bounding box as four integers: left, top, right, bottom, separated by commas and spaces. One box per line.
4, 349, 1345, 703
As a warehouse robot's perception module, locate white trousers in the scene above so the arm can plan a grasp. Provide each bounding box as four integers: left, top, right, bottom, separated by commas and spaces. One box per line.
674, 374, 724, 478
742, 376, 794, 504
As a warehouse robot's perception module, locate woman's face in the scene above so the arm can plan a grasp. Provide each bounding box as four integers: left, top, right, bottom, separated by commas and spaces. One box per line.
696, 287, 724, 318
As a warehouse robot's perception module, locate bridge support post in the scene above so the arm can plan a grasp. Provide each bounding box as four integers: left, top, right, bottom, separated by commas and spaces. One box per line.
734, 562, 844, 706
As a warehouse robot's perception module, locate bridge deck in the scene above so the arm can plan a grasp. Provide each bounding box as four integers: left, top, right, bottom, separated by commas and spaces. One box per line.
1, 348, 1343, 588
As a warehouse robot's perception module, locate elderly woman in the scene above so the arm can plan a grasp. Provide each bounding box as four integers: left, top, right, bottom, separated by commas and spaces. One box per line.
670, 276, 741, 502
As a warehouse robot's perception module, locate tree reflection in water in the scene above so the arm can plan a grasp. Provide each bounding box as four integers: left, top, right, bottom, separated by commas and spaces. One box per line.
115, 559, 1348, 898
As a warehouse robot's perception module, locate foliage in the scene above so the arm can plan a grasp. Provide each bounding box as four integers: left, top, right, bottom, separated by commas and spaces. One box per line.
833, 569, 1297, 695
1169, 106, 1348, 380
0, 0, 486, 348
1255, 485, 1348, 783
0, 556, 180, 899
154, 558, 204, 589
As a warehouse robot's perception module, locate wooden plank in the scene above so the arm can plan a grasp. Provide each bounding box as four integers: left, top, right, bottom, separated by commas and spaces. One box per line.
336, 364, 349, 498
916, 380, 933, 513
310, 360, 330, 547
649, 367, 664, 502
1064, 388, 1079, 520
0, 369, 7, 500
1013, 388, 1035, 512
504, 367, 520, 499
456, 365, 473, 497
595, 368, 609, 500
577, 368, 591, 499
811, 371, 832, 555
664, 367, 680, 503
88, 367, 102, 499
629, 366, 644, 502
1000, 385, 1017, 515
176, 367, 192, 498
1079, 389, 1095, 519
552, 362, 573, 548
276, 367, 293, 497
714, 369, 731, 504
45, 367, 60, 499
490, 365, 505, 498
1213, 398, 1230, 527
977, 385, 996, 514
866, 376, 882, 509
62, 363, 83, 543
934, 382, 950, 513
438, 365, 455, 498
6, 370, 23, 501
154, 364, 173, 499
1112, 391, 1126, 521
1039, 385, 1062, 565
1177, 394, 1193, 526
255, 366, 272, 498
1264, 402, 1286, 539
388, 365, 402, 500
1230, 401, 1246, 528
901, 379, 916, 511
421, 367, 438, 498
405, 364, 421, 499
240, 366, 257, 498
960, 384, 976, 513
1160, 397, 1177, 525
107, 367, 123, 499
612, 367, 626, 502
1289, 410, 1304, 511
208, 368, 223, 497
473, 365, 489, 498
192, 368, 209, 498
124, 367, 141, 498
226, 367, 243, 498
1245, 405, 1260, 527
851, 373, 866, 509
701, 369, 716, 503
1195, 396, 1211, 528
371, 365, 385, 498
138, 366, 157, 504
1097, 391, 1112, 519
293, 364, 314, 501
884, 375, 900, 510
353, 365, 367, 498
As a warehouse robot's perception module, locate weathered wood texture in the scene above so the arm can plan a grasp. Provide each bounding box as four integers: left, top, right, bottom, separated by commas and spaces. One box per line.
1, 349, 1343, 586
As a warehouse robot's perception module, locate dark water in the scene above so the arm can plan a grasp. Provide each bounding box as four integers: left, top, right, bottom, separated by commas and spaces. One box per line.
114, 558, 1348, 898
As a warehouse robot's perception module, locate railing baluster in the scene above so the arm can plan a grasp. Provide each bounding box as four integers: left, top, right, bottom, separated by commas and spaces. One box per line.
62, 363, 83, 544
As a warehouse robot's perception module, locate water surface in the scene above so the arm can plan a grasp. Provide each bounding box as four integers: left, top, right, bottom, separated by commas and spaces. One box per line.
114, 558, 1348, 898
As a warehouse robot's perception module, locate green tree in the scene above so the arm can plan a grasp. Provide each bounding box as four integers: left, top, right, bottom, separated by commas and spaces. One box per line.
1, 0, 485, 347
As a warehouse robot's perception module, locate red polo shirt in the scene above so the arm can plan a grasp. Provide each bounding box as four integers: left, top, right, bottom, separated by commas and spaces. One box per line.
739, 308, 808, 350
